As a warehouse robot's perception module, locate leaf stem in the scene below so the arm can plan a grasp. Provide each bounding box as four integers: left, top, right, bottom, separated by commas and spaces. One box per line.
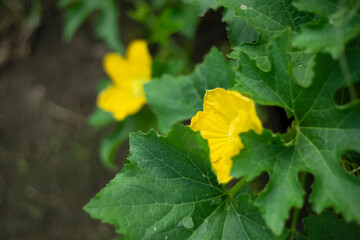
229, 177, 247, 198
290, 172, 308, 235
290, 207, 301, 233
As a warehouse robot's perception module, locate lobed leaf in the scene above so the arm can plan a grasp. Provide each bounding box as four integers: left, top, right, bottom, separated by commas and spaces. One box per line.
217, 0, 312, 41
218, 0, 315, 87
232, 29, 360, 234
85, 125, 280, 239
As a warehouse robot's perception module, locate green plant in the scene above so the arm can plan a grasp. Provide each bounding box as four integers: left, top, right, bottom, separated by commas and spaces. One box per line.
58, 0, 124, 53
84, 0, 360, 239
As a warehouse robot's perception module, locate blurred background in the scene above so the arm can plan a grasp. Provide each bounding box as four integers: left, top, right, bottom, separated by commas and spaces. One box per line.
0, 0, 120, 239
0, 0, 236, 239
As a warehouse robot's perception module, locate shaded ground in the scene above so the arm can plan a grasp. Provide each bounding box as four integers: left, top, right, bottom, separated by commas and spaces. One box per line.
0, 9, 119, 240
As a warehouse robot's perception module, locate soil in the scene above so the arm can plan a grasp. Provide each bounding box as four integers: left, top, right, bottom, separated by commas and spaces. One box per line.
0, 7, 119, 240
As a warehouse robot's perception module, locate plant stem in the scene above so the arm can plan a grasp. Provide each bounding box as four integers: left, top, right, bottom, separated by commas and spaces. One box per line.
290, 172, 308, 235
229, 177, 247, 198
290, 207, 301, 233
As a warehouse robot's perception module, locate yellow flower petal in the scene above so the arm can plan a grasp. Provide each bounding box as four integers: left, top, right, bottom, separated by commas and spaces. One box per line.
97, 85, 146, 121
98, 39, 152, 120
127, 40, 152, 70
103, 40, 152, 87
190, 88, 262, 183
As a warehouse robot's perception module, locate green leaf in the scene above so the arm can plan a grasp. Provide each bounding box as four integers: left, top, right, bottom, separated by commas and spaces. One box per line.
145, 47, 236, 133
99, 124, 127, 170
59, 0, 123, 53
99, 108, 157, 170
218, 0, 315, 86
131, 2, 198, 47
229, 43, 271, 72
230, 40, 316, 87
293, 0, 360, 59
222, 8, 258, 47
152, 57, 185, 78
151, 4, 198, 43
59, 0, 97, 41
290, 51, 316, 88
304, 211, 360, 240
85, 125, 281, 239
232, 29, 360, 234
94, 0, 124, 53
217, 0, 312, 41
88, 107, 114, 129
87, 79, 115, 129
183, 0, 221, 14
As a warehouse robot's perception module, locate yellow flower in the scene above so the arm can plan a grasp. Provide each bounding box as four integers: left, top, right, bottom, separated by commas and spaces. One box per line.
190, 88, 262, 183
97, 40, 152, 121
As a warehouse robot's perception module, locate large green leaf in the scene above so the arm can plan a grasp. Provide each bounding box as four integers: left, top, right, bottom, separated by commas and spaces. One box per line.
218, 0, 315, 87
144, 48, 236, 133
85, 125, 281, 239
217, 0, 312, 41
229, 41, 315, 87
304, 211, 360, 240
293, 0, 360, 59
231, 29, 360, 234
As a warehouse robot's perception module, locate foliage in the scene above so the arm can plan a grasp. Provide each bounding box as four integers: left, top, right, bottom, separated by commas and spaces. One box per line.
129, 0, 198, 45
292, 0, 360, 59
58, 0, 123, 53
85, 125, 283, 239
128, 0, 199, 71
304, 211, 360, 240
145, 47, 236, 133
92, 108, 156, 170
83, 0, 360, 238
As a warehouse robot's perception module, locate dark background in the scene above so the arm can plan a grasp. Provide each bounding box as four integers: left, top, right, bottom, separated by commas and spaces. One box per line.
0, 1, 119, 239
